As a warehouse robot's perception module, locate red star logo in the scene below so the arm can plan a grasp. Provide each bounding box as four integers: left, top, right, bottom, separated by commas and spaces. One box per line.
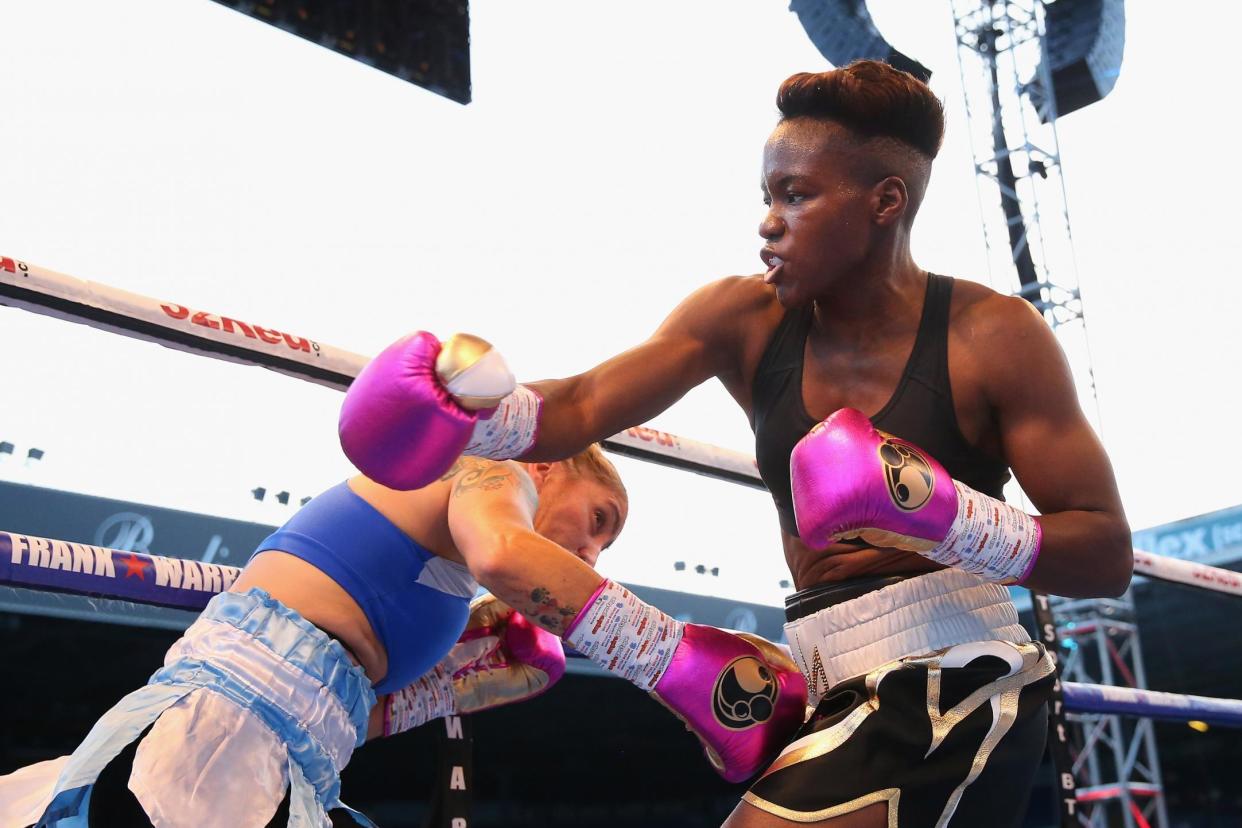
117, 552, 150, 580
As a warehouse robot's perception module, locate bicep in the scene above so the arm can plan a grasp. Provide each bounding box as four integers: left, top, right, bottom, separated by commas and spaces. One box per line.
989, 308, 1123, 516
524, 278, 747, 458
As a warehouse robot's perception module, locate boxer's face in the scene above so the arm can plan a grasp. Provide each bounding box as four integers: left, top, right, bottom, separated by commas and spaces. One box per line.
533, 469, 627, 567
760, 119, 876, 307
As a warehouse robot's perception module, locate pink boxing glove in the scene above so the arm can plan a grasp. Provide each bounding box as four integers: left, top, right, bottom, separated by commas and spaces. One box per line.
652, 626, 808, 783
446, 594, 566, 712
565, 580, 806, 782
338, 332, 517, 490
790, 407, 1042, 584
381, 594, 566, 736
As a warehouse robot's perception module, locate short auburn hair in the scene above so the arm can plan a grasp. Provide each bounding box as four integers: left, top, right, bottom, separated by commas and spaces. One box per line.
560, 443, 627, 507
777, 60, 945, 159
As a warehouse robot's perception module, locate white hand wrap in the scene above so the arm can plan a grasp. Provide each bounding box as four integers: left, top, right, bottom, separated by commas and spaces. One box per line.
925, 481, 1042, 583
383, 663, 457, 737
565, 581, 684, 690
463, 384, 542, 460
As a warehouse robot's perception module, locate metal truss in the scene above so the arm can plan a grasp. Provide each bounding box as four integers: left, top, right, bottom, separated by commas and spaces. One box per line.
950, 2, 1165, 826
950, 0, 1099, 423
1052, 594, 1169, 827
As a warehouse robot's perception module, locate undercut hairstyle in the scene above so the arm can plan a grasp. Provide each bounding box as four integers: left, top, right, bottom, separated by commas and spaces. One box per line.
561, 443, 628, 508
777, 60, 945, 160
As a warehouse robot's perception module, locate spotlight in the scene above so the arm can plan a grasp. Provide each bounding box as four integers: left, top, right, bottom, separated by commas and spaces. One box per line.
673, 561, 686, 571
251, 487, 267, 502
694, 564, 707, 575
300, 496, 312, 507
275, 491, 290, 506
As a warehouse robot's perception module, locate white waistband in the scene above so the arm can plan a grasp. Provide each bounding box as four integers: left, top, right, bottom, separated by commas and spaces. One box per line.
784, 569, 1031, 704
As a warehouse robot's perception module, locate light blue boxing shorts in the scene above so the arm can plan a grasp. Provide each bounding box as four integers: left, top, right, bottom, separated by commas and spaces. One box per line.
4, 588, 377, 828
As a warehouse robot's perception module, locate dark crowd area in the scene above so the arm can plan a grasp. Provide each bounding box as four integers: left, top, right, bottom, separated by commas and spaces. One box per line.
2, 571, 1240, 828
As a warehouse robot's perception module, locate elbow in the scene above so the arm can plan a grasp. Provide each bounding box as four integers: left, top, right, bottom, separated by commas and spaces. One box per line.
1100, 519, 1135, 598
1108, 549, 1135, 599
463, 529, 525, 588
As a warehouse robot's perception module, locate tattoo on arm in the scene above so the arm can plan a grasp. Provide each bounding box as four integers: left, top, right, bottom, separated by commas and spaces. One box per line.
528, 587, 579, 634
438, 460, 464, 482
448, 458, 538, 511
454, 462, 515, 494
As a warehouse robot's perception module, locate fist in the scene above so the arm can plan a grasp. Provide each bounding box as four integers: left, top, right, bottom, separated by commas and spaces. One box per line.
790, 408, 957, 551
652, 625, 807, 783
338, 331, 514, 490
447, 594, 566, 714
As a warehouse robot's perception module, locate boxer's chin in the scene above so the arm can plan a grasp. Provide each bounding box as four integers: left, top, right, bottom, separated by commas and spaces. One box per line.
774, 282, 810, 309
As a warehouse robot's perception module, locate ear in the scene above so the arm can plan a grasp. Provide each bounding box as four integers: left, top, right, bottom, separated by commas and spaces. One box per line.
524, 462, 555, 491
871, 176, 909, 227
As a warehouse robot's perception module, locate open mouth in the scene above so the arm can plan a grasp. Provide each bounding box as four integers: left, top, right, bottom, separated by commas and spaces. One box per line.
760, 249, 785, 283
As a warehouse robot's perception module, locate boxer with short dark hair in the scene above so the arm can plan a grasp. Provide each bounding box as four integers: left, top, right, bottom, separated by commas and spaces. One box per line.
341, 60, 1132, 827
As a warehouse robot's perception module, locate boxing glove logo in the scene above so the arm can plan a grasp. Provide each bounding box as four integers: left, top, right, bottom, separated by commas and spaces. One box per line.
712, 656, 779, 730
877, 438, 935, 511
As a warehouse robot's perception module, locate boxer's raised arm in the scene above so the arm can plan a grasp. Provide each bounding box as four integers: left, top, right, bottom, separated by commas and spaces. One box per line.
518, 276, 761, 460
338, 278, 765, 475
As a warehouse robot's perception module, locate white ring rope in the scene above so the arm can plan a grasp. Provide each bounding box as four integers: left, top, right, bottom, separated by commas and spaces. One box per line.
0, 255, 763, 488
1131, 549, 1242, 597
1, 254, 1236, 596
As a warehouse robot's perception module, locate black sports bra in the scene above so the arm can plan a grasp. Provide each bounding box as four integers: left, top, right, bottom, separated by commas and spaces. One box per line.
749, 274, 1011, 536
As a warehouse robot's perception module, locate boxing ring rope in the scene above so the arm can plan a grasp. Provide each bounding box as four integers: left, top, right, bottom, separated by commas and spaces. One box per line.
0, 255, 1220, 588
0, 256, 765, 490
3, 527, 1240, 728
3, 254, 1240, 821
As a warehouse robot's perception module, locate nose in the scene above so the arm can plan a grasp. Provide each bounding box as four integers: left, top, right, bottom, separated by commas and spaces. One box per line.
577, 541, 602, 568
759, 208, 783, 242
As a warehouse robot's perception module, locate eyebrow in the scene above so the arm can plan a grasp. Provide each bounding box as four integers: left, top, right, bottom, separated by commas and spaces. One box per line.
761, 174, 807, 198
771, 174, 807, 191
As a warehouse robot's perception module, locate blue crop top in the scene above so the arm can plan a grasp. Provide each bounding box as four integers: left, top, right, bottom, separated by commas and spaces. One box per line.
252, 481, 478, 694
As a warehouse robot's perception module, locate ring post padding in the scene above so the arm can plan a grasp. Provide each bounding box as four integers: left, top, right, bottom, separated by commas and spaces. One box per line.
1, 530, 240, 612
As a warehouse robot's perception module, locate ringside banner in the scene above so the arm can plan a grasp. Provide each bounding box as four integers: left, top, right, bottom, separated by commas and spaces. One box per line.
0, 481, 788, 641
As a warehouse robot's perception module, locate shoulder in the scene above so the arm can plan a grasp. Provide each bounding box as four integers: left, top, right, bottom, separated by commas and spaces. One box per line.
683, 274, 779, 318
679, 275, 787, 377
666, 274, 783, 343
445, 458, 537, 506
949, 277, 1053, 351
947, 277, 1073, 404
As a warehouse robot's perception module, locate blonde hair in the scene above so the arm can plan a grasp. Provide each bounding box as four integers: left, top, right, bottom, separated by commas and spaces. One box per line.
560, 443, 628, 507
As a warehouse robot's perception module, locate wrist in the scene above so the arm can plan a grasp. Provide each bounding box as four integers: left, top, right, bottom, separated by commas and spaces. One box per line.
463, 384, 543, 460
564, 579, 685, 689
924, 481, 1042, 583
382, 663, 458, 737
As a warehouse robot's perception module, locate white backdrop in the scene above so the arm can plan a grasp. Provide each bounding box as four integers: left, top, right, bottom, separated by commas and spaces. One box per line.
1, 1, 1238, 606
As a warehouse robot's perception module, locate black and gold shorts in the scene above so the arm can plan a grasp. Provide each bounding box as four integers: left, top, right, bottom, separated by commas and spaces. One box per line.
743, 638, 1054, 827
